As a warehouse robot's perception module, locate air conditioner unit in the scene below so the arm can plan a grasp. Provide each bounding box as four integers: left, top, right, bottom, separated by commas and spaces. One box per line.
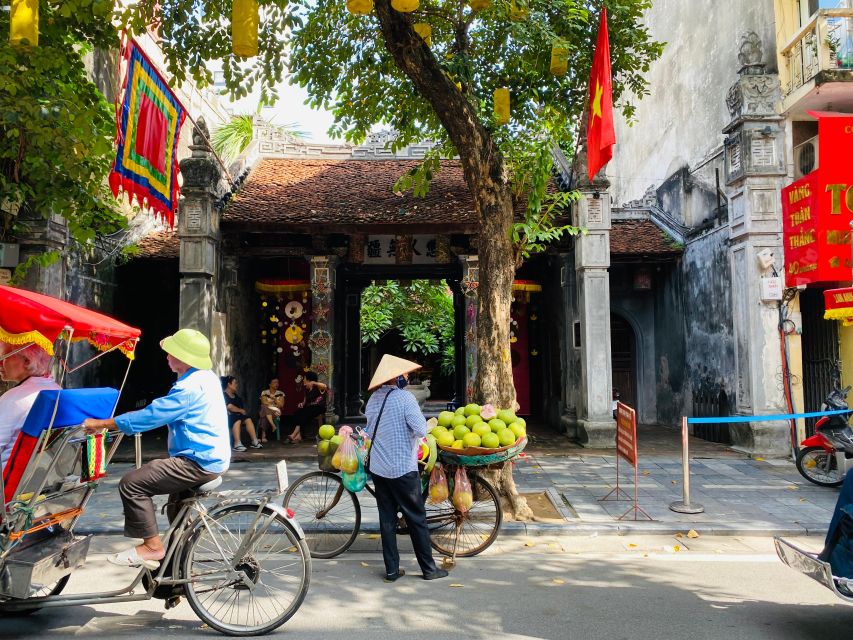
793, 135, 818, 178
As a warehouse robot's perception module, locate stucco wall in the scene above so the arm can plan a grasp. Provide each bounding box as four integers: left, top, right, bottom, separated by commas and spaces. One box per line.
610, 0, 776, 207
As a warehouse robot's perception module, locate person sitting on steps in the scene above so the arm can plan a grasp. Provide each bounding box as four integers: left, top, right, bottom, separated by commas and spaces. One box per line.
259, 377, 285, 443
222, 375, 262, 452
285, 371, 327, 444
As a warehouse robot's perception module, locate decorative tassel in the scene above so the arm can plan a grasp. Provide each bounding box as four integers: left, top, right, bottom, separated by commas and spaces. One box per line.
550, 44, 568, 76
391, 0, 419, 12
232, 0, 259, 58
10, 0, 38, 48
494, 87, 510, 125
413, 23, 432, 47
346, 0, 374, 15
81, 431, 107, 482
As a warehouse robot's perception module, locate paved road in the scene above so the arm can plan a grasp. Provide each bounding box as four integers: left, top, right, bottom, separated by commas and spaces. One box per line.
3, 534, 851, 639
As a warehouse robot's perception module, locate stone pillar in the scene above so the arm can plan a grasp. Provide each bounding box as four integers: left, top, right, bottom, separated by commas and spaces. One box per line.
459, 255, 479, 403
17, 210, 67, 296
723, 32, 788, 455
178, 118, 225, 363
573, 190, 615, 447
309, 255, 339, 424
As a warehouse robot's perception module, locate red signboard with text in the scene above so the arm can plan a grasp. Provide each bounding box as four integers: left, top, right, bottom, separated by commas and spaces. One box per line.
782, 112, 853, 286
615, 401, 638, 466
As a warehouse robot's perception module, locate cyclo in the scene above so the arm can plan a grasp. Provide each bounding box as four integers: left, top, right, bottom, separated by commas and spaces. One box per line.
0, 285, 310, 636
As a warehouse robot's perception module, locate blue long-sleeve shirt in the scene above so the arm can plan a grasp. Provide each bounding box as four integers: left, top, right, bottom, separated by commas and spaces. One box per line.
365, 386, 427, 479
114, 368, 230, 474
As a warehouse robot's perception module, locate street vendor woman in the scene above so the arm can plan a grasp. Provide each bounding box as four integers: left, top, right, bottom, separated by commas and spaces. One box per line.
83, 328, 230, 569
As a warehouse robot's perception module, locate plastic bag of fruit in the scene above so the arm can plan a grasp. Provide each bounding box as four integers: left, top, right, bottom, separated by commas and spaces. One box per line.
332, 426, 354, 471
342, 447, 367, 492
452, 467, 473, 513
428, 464, 449, 504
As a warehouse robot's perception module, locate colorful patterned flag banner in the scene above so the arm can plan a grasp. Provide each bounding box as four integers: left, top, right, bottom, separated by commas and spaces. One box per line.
109, 40, 186, 226
81, 431, 107, 482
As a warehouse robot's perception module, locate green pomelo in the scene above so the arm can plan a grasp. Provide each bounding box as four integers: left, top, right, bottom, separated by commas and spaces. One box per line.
455, 407, 466, 415
437, 411, 456, 427
509, 422, 526, 438
496, 410, 517, 425
481, 432, 500, 449
318, 424, 335, 440
430, 426, 449, 439
462, 432, 482, 448
317, 440, 331, 455
450, 415, 468, 428
453, 425, 471, 441
514, 417, 526, 428
465, 414, 483, 428
472, 422, 491, 438
488, 418, 507, 433
463, 403, 482, 417
451, 439, 465, 449
497, 428, 516, 447
330, 434, 343, 446
437, 431, 456, 448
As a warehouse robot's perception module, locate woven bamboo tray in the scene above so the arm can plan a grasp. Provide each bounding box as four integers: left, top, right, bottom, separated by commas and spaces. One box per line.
436, 436, 527, 467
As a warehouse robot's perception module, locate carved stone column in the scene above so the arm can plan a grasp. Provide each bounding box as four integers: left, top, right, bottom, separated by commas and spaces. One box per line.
17, 210, 67, 296
309, 255, 339, 424
178, 118, 225, 366
723, 32, 788, 455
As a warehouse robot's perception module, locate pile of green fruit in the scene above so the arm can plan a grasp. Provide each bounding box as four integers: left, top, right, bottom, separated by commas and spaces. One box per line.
429, 404, 526, 451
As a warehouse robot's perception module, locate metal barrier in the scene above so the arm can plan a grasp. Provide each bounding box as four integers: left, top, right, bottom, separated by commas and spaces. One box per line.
669, 409, 852, 514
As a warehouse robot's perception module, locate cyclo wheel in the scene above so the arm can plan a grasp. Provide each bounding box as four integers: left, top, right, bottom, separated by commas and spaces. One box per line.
0, 575, 70, 616
283, 471, 361, 559
182, 504, 311, 637
796, 446, 844, 487
424, 474, 502, 557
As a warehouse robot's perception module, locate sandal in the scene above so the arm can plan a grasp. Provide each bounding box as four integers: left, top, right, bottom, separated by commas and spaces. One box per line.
108, 546, 161, 570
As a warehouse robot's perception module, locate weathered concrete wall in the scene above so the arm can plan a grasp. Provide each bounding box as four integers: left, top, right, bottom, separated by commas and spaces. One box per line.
651, 260, 689, 426
610, 0, 776, 208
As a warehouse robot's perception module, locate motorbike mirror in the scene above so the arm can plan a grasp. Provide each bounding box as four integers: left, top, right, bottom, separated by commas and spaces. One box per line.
844, 386, 852, 395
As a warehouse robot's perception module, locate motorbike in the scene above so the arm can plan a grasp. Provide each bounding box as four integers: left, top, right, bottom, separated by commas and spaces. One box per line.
795, 385, 853, 487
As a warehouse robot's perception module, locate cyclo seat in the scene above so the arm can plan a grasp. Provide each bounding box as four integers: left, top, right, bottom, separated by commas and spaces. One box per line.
191, 476, 222, 495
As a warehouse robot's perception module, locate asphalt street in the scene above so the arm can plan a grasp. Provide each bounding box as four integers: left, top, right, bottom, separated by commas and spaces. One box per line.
2, 534, 852, 639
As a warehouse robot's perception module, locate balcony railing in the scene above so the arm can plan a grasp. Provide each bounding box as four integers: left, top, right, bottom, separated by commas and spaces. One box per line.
782, 8, 853, 96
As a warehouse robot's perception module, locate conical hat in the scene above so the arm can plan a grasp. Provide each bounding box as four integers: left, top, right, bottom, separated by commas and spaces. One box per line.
368, 354, 421, 391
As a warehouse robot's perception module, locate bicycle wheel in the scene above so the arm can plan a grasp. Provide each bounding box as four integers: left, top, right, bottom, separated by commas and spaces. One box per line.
283, 471, 360, 559
0, 575, 70, 616
425, 475, 502, 557
182, 504, 311, 636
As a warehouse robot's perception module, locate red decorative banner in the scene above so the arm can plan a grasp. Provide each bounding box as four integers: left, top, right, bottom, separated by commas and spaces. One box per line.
824, 287, 853, 325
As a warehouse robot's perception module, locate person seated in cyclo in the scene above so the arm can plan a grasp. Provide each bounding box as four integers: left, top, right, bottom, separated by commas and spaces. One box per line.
259, 377, 285, 443
0, 341, 60, 471
284, 371, 327, 444
222, 375, 262, 452
82, 329, 230, 570
820, 469, 853, 591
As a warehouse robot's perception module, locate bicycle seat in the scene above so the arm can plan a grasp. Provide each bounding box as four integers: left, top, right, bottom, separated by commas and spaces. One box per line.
191, 477, 222, 495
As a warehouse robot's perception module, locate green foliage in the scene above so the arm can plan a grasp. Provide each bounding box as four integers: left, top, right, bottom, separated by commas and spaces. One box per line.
212, 115, 308, 162
361, 281, 456, 375
0, 5, 125, 250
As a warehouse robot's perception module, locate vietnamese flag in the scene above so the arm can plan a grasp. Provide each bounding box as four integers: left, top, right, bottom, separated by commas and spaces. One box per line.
587, 9, 615, 182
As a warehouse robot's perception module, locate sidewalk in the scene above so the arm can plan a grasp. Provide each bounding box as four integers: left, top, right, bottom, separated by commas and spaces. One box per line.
79, 446, 840, 539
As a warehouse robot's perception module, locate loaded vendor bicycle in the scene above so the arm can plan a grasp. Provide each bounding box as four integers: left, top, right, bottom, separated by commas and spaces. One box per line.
0, 285, 310, 636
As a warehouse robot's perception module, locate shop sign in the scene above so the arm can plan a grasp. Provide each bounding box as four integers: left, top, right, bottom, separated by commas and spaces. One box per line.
823, 287, 853, 325
363, 235, 437, 265
782, 112, 853, 286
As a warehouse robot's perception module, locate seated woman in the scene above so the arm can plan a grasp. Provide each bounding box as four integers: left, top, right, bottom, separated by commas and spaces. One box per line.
222, 376, 262, 452
0, 341, 59, 470
259, 377, 285, 443
284, 371, 328, 444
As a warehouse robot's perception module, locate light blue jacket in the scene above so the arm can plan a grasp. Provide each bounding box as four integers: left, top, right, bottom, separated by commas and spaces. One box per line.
114, 368, 230, 473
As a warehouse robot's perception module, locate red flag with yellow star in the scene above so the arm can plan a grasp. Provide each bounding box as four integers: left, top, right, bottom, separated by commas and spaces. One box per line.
586, 9, 615, 182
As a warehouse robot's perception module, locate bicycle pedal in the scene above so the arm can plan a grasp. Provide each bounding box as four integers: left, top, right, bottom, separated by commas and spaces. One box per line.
441, 557, 455, 568
165, 596, 182, 610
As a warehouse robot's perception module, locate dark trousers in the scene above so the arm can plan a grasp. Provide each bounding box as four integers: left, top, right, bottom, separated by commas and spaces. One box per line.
285, 405, 325, 439
372, 471, 439, 577
119, 456, 218, 539
822, 470, 853, 559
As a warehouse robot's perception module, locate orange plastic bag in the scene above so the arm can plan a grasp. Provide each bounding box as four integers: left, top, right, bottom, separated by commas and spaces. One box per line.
428, 464, 449, 504
452, 467, 473, 513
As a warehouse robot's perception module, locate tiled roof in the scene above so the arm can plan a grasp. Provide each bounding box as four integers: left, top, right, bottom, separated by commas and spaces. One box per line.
135, 228, 179, 259
223, 159, 478, 231
611, 219, 682, 258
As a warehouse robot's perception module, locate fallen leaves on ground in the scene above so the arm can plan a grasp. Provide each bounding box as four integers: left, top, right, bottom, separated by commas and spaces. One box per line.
687, 529, 699, 539
552, 578, 566, 585
524, 541, 536, 547
450, 583, 464, 588
360, 562, 370, 567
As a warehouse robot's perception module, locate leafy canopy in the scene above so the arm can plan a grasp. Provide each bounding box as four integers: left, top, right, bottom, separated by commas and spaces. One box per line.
361, 280, 455, 375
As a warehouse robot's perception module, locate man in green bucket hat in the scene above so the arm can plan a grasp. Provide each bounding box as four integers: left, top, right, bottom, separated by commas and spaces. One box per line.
83, 328, 230, 569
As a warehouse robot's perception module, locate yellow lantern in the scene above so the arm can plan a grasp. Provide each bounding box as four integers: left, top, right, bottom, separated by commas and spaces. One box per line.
550, 44, 568, 76
494, 87, 510, 125
347, 0, 374, 15
469, 0, 491, 10
509, 0, 528, 21
391, 0, 419, 12
10, 0, 38, 47
413, 23, 432, 47
232, 0, 259, 58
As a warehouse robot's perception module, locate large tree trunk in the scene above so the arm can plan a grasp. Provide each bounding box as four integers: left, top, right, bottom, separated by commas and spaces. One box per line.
375, 1, 532, 520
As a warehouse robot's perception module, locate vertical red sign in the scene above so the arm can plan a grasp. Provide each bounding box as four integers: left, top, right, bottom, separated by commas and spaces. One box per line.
615, 401, 637, 466
782, 173, 820, 285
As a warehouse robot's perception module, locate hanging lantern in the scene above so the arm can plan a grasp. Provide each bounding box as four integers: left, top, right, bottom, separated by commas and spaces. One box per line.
391, 0, 419, 12
9, 0, 38, 47
494, 87, 510, 125
509, 0, 528, 21
347, 0, 374, 15
413, 23, 432, 47
550, 44, 568, 76
469, 0, 491, 10
232, 0, 259, 58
